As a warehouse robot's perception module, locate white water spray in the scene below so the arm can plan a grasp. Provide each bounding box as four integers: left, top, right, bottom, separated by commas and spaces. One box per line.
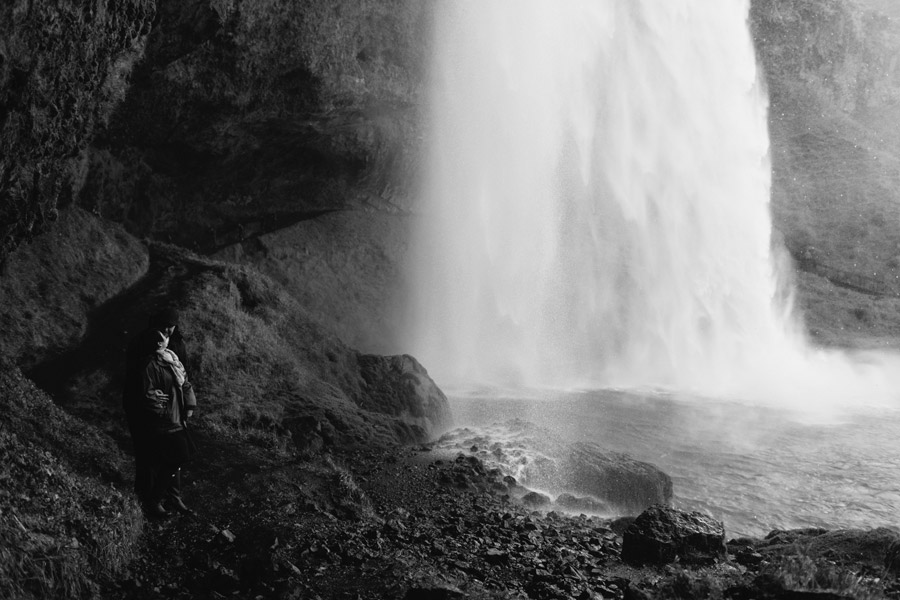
407, 0, 900, 409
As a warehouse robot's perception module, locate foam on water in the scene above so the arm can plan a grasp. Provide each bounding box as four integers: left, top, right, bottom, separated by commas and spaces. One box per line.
405, 0, 900, 413
441, 391, 900, 537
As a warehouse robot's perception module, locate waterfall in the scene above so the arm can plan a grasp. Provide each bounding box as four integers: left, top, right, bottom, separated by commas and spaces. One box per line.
406, 0, 900, 407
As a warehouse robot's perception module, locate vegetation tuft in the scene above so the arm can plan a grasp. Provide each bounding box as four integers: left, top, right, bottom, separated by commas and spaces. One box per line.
767, 553, 885, 599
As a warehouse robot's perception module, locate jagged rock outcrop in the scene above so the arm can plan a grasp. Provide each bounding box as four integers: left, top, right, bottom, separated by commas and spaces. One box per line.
281, 352, 452, 452
749, 0, 900, 304
356, 353, 452, 442
0, 0, 154, 264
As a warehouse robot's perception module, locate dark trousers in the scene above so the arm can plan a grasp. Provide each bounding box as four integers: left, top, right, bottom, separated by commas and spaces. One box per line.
148, 429, 194, 506
127, 420, 155, 506
128, 421, 188, 508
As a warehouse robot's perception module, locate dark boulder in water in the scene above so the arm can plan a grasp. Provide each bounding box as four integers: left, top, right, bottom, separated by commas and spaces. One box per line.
621, 505, 726, 566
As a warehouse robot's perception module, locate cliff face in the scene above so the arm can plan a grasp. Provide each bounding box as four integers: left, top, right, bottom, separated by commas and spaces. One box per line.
4, 1, 900, 338
750, 0, 900, 299
0, 0, 154, 264
751, 0, 900, 115
5, 1, 900, 289
81, 0, 429, 253
74, 0, 900, 267
3, 1, 899, 267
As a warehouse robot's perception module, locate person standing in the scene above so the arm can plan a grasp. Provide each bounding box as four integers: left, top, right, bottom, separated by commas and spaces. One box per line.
141, 328, 197, 516
123, 308, 197, 517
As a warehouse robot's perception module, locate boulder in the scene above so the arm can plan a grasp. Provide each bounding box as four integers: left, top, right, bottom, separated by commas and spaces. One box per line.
521, 491, 552, 508
524, 441, 673, 514
621, 505, 726, 566
355, 354, 452, 442
404, 584, 466, 600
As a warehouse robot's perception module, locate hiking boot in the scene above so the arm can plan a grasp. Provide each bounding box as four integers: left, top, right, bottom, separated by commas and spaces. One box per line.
168, 496, 194, 515
144, 502, 170, 519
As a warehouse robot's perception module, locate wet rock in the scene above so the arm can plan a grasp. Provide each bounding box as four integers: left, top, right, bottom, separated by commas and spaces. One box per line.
524, 442, 673, 513
728, 537, 767, 568
556, 493, 611, 514
623, 582, 652, 600
621, 505, 726, 566
404, 584, 466, 599
220, 529, 236, 543
484, 548, 509, 565
609, 516, 636, 536
521, 491, 552, 508
734, 549, 764, 567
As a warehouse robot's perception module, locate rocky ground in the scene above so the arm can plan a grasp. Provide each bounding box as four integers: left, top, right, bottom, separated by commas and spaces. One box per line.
97, 431, 900, 600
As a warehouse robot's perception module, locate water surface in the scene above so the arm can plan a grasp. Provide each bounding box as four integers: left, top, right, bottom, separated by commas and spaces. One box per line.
441, 389, 900, 538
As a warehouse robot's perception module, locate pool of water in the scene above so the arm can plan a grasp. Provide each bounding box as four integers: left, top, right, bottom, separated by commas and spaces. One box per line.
438, 388, 900, 538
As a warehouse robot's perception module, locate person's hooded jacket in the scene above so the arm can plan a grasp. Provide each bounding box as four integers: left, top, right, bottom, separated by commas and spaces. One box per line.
141, 335, 197, 435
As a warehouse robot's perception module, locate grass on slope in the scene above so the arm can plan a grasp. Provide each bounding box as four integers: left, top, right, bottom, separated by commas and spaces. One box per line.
0, 358, 142, 600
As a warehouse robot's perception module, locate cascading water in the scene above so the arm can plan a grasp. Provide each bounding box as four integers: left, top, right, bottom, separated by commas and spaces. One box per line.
407, 0, 900, 409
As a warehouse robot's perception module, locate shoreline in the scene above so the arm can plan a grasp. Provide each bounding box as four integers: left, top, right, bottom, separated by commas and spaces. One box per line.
98, 439, 900, 600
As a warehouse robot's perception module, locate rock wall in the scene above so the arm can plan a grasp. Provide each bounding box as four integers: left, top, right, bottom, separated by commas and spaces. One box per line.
749, 0, 900, 302
212, 209, 412, 354
751, 0, 900, 115
0, 206, 148, 369
0, 0, 154, 264
81, 0, 431, 253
